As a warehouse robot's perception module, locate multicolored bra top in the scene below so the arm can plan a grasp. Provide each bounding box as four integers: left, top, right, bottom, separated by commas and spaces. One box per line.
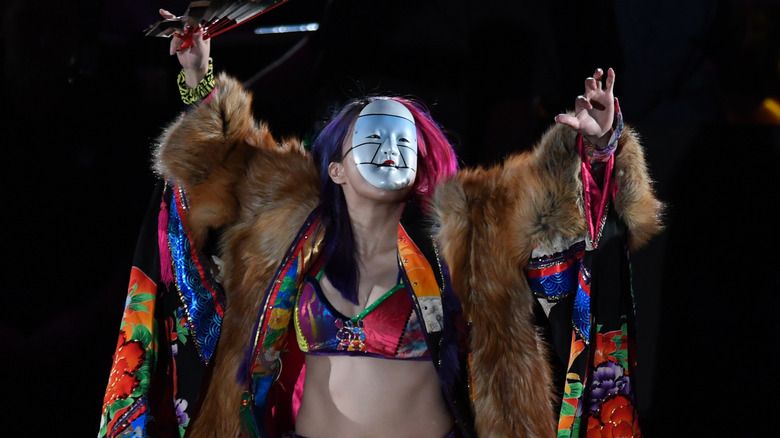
294, 259, 430, 360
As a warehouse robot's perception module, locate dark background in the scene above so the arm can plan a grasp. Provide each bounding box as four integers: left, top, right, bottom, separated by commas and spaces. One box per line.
3, 0, 779, 436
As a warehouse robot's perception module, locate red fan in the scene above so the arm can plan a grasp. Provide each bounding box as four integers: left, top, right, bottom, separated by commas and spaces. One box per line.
145, 0, 292, 50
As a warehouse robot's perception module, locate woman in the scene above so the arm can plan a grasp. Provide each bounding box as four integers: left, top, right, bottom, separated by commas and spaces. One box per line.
98, 18, 662, 438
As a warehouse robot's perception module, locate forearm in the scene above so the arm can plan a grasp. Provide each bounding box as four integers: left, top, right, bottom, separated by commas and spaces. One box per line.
178, 58, 215, 105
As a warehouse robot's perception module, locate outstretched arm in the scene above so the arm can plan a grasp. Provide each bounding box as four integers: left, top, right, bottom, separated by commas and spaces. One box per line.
552, 66, 663, 249
431, 66, 662, 438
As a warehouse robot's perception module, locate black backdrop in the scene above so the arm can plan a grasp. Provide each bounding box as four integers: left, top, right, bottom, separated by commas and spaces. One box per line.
3, 0, 779, 436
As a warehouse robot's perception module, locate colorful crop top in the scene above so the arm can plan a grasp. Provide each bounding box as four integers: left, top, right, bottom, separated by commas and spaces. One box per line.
294, 262, 430, 360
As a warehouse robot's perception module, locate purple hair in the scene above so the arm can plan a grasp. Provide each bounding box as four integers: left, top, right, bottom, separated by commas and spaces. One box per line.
311, 96, 458, 304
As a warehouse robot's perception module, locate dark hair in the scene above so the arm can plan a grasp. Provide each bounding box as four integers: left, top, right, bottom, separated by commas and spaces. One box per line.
311, 96, 458, 304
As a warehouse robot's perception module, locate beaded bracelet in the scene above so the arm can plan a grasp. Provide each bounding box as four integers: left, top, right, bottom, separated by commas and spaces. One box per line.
177, 58, 215, 105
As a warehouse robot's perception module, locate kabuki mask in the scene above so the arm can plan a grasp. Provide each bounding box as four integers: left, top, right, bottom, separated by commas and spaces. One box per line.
347, 99, 418, 191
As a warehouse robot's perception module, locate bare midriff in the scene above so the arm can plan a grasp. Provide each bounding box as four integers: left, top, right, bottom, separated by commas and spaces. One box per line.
294, 354, 453, 438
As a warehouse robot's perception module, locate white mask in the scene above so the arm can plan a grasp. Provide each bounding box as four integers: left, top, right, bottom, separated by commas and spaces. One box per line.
347, 99, 418, 191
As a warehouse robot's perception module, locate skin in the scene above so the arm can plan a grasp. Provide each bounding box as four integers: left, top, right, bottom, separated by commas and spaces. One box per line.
160, 9, 210, 88
554, 67, 617, 147
292, 139, 454, 438
163, 12, 618, 436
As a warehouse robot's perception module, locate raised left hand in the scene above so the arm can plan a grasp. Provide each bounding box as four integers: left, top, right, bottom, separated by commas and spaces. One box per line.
555, 68, 616, 148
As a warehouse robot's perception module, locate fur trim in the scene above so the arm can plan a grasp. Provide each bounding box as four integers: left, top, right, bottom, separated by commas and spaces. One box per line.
431, 121, 663, 437
154, 74, 320, 437
612, 126, 665, 250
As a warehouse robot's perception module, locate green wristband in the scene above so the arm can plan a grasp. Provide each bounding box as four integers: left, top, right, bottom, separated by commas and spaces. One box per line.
177, 58, 215, 105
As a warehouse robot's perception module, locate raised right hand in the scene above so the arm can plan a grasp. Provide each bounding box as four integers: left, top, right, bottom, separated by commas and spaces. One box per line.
160, 8, 211, 88
554, 68, 616, 148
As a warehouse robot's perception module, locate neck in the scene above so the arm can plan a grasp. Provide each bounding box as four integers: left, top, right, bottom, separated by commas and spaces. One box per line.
346, 200, 405, 258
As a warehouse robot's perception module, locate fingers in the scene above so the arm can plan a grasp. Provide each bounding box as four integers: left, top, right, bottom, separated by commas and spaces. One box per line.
583, 67, 616, 100
555, 113, 579, 129
584, 68, 604, 91
170, 35, 182, 55
191, 27, 209, 51
159, 8, 176, 20
576, 95, 593, 111
604, 68, 616, 94
556, 95, 592, 128
585, 77, 598, 92
591, 68, 615, 92
161, 9, 185, 54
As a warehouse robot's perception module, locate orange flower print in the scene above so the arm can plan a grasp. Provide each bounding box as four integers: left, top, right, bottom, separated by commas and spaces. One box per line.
103, 331, 146, 407
122, 267, 157, 331
594, 330, 621, 366
569, 337, 586, 370
124, 267, 157, 318
586, 395, 641, 438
